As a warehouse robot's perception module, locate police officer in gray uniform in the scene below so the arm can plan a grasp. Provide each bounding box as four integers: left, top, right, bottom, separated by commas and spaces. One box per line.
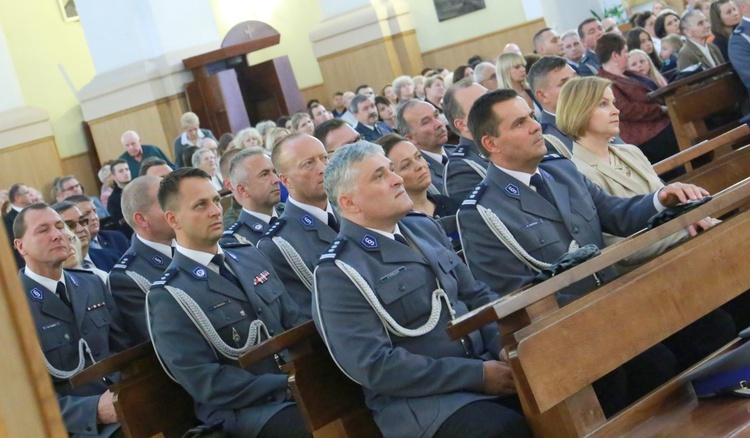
257, 134, 338, 316
220, 148, 282, 247
147, 168, 308, 438
442, 78, 490, 203
313, 142, 530, 438
15, 204, 131, 437
109, 176, 174, 343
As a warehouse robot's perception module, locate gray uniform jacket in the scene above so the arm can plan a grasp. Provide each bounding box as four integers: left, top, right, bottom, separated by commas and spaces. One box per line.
220, 209, 274, 247
256, 201, 337, 316
313, 214, 502, 438
147, 244, 303, 437
108, 236, 171, 343
729, 23, 750, 91
21, 269, 131, 438
422, 153, 447, 195
458, 156, 658, 301
443, 137, 489, 203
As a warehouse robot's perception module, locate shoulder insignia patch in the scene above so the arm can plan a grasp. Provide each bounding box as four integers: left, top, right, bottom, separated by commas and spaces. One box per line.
540, 168, 553, 180
153, 267, 178, 287
451, 145, 467, 158
30, 288, 43, 300
300, 214, 315, 227
223, 222, 241, 235
150, 255, 165, 267
251, 222, 264, 232
360, 234, 379, 250
541, 153, 566, 162
225, 250, 239, 262
191, 266, 208, 280
319, 238, 347, 262
113, 252, 135, 270
262, 217, 286, 238
67, 273, 79, 287
504, 183, 520, 197
462, 183, 488, 208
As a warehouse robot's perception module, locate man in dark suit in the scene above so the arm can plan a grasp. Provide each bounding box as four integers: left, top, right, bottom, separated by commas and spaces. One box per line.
562, 30, 597, 77
257, 134, 339, 316
397, 99, 453, 195
108, 176, 175, 343
52, 201, 118, 275
351, 94, 394, 142
442, 78, 490, 203
313, 141, 530, 438
729, 0, 750, 91
15, 203, 131, 437
220, 148, 282, 246
578, 18, 604, 74
66, 195, 129, 260
3, 183, 32, 268
107, 159, 134, 238
147, 168, 308, 437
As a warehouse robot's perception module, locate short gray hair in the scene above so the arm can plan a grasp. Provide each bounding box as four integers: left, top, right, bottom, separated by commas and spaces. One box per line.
349, 94, 371, 113
122, 175, 161, 230
680, 9, 700, 33
324, 141, 385, 213
191, 148, 215, 168
395, 99, 423, 136
473, 62, 496, 83
229, 147, 268, 189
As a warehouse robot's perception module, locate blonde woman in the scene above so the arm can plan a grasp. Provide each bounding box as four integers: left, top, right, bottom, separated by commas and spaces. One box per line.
393, 75, 415, 102
233, 127, 263, 150
266, 127, 291, 152
556, 76, 713, 268
627, 49, 668, 89
496, 52, 542, 119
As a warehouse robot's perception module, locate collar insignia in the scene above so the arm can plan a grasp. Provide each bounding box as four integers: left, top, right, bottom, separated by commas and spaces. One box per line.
225, 251, 239, 262
252, 223, 264, 231
300, 215, 315, 227
192, 267, 207, 279
151, 255, 164, 266
361, 234, 378, 249
68, 275, 78, 287
505, 184, 520, 197
30, 288, 43, 300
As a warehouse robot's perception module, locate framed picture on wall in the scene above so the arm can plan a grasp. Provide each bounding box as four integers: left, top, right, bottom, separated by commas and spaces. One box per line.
434, 0, 486, 22
57, 0, 79, 22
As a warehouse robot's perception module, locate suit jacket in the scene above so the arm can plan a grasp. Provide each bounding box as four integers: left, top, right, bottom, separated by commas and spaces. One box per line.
729, 22, 750, 92
677, 39, 725, 71
88, 247, 120, 272
598, 69, 671, 146
220, 209, 274, 246
355, 121, 394, 142
313, 215, 508, 438
108, 237, 171, 343
256, 201, 338, 316
95, 230, 129, 257
147, 245, 302, 437
570, 142, 689, 267
21, 269, 131, 437
458, 157, 658, 301
578, 49, 601, 76
540, 111, 574, 153
173, 128, 216, 167
422, 152, 447, 195
3, 208, 24, 268
444, 137, 489, 203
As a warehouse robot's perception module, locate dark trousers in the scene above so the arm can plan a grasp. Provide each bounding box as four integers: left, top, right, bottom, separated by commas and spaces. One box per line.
434, 396, 531, 438
639, 124, 685, 181
662, 308, 737, 372
257, 405, 311, 438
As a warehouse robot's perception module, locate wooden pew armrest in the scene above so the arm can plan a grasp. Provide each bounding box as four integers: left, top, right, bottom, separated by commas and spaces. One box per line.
68, 342, 155, 389
238, 320, 318, 369
653, 124, 750, 175
647, 63, 734, 101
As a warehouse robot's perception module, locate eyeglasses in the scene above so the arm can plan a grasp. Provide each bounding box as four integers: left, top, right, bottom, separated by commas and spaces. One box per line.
63, 183, 82, 192
64, 217, 89, 229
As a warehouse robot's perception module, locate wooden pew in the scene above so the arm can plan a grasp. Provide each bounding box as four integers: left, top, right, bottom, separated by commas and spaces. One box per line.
69, 342, 196, 438
647, 63, 746, 153
239, 321, 382, 438
447, 178, 750, 437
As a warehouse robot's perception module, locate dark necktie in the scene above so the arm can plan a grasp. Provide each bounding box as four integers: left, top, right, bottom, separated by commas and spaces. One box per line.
530, 173, 555, 206
441, 155, 448, 165
57, 282, 72, 309
327, 213, 340, 232
269, 216, 278, 225
211, 254, 242, 290
394, 234, 410, 246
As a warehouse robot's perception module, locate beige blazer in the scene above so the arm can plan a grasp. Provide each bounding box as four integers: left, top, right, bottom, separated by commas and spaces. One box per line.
677, 39, 725, 71
571, 142, 689, 268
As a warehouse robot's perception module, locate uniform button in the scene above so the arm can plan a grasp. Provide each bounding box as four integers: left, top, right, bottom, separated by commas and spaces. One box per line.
572, 227, 579, 234
226, 317, 230, 321
257, 308, 263, 314
86, 426, 92, 432
399, 285, 406, 292
539, 238, 545, 244
269, 330, 275, 335
64, 333, 70, 341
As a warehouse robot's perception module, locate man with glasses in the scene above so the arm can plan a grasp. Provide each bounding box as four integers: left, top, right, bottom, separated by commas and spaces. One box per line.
52, 201, 117, 275
66, 195, 129, 260
3, 183, 33, 268
54, 175, 110, 219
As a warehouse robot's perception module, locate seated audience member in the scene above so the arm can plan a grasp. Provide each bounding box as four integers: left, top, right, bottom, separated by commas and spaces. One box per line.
502, 42, 523, 56
355, 85, 376, 99
98, 164, 114, 209
711, 0, 742, 60
107, 159, 134, 238
54, 175, 109, 219
138, 157, 172, 177
659, 33, 684, 69
255, 120, 276, 143
468, 55, 483, 67
628, 49, 669, 89
181, 146, 199, 169
61, 226, 83, 270
66, 194, 129, 261
309, 102, 333, 127
339, 91, 359, 126
313, 142, 531, 438
374, 96, 399, 133
220, 148, 282, 246
597, 33, 681, 167
496, 52, 542, 119
381, 84, 398, 106
397, 100, 451, 195
352, 94, 394, 142
314, 118, 361, 156
627, 27, 664, 70
291, 111, 315, 135
424, 75, 448, 112
233, 127, 264, 150
192, 147, 223, 191
533, 27, 565, 57
393, 75, 415, 102
678, 9, 725, 69
219, 149, 243, 228
653, 0, 667, 15
472, 61, 498, 90
412, 75, 426, 100
578, 17, 605, 73
15, 203, 131, 437
562, 30, 596, 76
376, 134, 459, 218
330, 91, 346, 117
696, 0, 714, 21
146, 168, 308, 437
217, 132, 235, 156
199, 137, 219, 156
108, 175, 174, 343
256, 134, 338, 315
602, 17, 622, 35
528, 56, 580, 155
52, 201, 113, 279
655, 9, 682, 40
4, 183, 33, 268
441, 78, 491, 202
28, 187, 44, 204
173, 111, 216, 167
265, 127, 292, 153
633, 11, 662, 53
729, 0, 750, 91
453, 64, 474, 82
277, 115, 293, 130
119, 130, 174, 177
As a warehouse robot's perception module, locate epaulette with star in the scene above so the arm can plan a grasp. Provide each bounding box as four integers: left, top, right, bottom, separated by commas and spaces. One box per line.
152, 266, 179, 287
450, 145, 468, 158
541, 153, 567, 162
223, 221, 242, 236
262, 217, 287, 238
460, 183, 488, 209
220, 235, 254, 247
111, 251, 136, 271
318, 238, 347, 263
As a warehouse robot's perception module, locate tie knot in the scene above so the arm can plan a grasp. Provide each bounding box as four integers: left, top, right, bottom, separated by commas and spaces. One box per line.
394, 234, 409, 246
530, 173, 544, 187
441, 155, 449, 165
211, 254, 225, 266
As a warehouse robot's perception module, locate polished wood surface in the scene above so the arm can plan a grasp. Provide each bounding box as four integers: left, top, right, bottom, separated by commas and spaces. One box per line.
0, 137, 63, 201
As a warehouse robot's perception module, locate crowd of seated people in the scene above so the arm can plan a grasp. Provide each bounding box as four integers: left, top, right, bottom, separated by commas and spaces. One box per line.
7, 2, 750, 436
